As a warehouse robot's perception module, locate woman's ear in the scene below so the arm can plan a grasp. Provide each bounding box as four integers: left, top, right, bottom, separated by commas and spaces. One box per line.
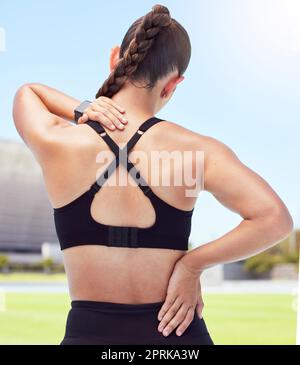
110, 45, 121, 71
174, 75, 185, 87
161, 75, 185, 98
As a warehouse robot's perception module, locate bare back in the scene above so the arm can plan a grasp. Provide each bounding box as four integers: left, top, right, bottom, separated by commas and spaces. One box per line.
41, 119, 203, 304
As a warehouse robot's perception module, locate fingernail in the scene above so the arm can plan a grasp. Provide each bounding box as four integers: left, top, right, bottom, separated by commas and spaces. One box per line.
163, 330, 169, 337
122, 118, 127, 123
158, 325, 163, 332
177, 331, 182, 336
110, 125, 116, 130
119, 124, 124, 129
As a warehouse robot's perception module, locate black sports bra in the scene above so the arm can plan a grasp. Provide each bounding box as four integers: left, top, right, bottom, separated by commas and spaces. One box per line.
53, 117, 194, 251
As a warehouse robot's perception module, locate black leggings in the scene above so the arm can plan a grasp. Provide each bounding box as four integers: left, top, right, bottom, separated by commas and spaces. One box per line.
60, 300, 214, 345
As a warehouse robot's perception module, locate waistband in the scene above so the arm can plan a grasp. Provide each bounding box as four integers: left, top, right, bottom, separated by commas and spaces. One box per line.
71, 300, 164, 312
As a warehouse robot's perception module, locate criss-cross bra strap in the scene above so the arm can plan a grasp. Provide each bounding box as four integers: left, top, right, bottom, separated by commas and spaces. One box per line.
85, 121, 120, 157
125, 117, 163, 152
86, 117, 164, 195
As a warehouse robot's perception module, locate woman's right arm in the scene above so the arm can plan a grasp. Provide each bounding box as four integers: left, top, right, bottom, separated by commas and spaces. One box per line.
13, 83, 127, 161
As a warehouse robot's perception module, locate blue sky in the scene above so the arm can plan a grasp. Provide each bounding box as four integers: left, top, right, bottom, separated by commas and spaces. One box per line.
0, 0, 299, 245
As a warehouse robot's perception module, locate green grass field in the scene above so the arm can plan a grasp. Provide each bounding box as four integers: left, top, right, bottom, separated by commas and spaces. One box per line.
0, 273, 67, 282
0, 292, 296, 345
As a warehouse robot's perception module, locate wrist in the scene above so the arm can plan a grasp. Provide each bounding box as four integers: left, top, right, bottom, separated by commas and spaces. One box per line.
74, 100, 92, 123
177, 255, 203, 278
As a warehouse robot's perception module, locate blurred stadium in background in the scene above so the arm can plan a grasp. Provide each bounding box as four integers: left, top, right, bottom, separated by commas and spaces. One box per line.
0, 140, 59, 266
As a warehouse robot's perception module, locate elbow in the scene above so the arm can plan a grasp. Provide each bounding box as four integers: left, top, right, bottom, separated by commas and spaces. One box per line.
15, 83, 32, 95
267, 204, 294, 241
14, 83, 38, 101
13, 85, 29, 130
13, 83, 37, 117
13, 83, 32, 108
14, 83, 36, 97
14, 84, 27, 101
13, 84, 37, 137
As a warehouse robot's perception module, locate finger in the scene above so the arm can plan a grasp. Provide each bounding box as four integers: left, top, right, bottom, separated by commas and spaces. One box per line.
101, 98, 127, 118
77, 113, 87, 124
158, 297, 181, 332
97, 108, 125, 130
86, 110, 116, 130
91, 104, 127, 126
157, 296, 177, 322
96, 108, 125, 130
82, 113, 89, 123
176, 307, 195, 336
161, 304, 188, 337
96, 96, 126, 114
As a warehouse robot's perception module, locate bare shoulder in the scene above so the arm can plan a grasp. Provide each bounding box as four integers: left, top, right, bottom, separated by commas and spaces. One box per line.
157, 120, 238, 158
44, 123, 102, 149
154, 120, 205, 146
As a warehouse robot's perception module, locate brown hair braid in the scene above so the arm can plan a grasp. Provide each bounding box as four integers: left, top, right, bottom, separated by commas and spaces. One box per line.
95, 4, 191, 98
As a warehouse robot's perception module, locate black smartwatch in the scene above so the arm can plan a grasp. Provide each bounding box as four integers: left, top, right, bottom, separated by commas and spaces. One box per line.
74, 100, 92, 123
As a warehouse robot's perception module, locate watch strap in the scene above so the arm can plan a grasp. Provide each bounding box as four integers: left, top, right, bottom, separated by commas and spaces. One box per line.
74, 100, 92, 123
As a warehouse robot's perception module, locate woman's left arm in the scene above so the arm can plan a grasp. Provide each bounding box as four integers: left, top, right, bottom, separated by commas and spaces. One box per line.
158, 135, 294, 338
180, 136, 294, 272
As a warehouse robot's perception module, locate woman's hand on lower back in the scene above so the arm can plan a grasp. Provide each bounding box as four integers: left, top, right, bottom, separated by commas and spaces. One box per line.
77, 96, 127, 131
157, 259, 203, 337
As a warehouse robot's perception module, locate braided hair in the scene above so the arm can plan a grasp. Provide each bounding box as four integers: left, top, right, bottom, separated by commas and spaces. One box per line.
95, 4, 191, 98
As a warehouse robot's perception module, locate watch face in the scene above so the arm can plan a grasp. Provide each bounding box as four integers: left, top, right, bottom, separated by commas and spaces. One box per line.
77, 100, 92, 113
